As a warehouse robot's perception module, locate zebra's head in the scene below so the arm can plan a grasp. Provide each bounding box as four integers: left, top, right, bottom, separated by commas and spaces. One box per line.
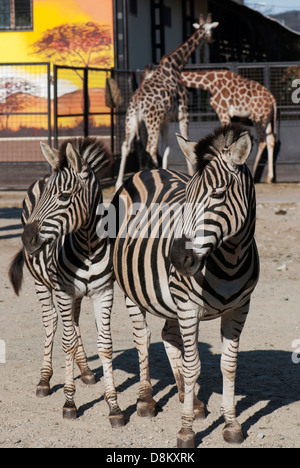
22, 140, 101, 255
170, 124, 253, 276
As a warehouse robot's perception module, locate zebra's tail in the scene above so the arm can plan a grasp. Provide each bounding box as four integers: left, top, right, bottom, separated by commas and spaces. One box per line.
8, 249, 25, 296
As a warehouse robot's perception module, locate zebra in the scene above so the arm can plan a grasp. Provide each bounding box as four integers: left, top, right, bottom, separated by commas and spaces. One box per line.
9, 137, 124, 427
112, 123, 259, 447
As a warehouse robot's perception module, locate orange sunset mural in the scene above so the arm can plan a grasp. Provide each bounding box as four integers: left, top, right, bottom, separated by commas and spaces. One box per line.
0, 0, 115, 139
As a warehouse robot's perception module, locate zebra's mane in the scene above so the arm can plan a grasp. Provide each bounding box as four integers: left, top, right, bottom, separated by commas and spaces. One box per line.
195, 123, 248, 172
58, 137, 113, 177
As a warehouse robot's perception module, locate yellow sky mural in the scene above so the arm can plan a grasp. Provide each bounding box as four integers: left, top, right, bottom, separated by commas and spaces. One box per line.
0, 0, 114, 64
0, 0, 114, 136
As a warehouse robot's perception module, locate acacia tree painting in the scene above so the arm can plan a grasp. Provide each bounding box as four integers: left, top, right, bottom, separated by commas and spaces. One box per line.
31, 22, 113, 68
0, 78, 40, 132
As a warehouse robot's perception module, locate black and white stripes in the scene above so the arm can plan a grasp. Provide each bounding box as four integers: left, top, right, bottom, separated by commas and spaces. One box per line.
112, 124, 259, 447
9, 137, 123, 426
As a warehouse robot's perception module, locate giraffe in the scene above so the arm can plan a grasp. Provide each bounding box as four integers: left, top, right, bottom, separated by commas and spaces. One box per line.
181, 69, 277, 183
115, 15, 219, 190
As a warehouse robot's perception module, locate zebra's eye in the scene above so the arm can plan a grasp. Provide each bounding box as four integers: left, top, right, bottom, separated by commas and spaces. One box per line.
211, 188, 226, 199
58, 192, 72, 201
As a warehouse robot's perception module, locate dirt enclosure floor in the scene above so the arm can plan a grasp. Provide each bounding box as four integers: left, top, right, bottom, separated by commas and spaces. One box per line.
0, 183, 299, 449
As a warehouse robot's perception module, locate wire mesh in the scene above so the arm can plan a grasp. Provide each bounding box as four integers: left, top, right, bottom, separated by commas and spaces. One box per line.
0, 61, 299, 187
0, 63, 50, 163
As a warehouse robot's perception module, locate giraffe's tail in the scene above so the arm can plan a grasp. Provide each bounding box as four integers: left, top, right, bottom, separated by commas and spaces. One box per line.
8, 248, 25, 296
273, 98, 277, 135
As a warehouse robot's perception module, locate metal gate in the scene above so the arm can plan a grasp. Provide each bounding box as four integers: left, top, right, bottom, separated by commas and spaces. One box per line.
0, 62, 51, 188
52, 65, 141, 179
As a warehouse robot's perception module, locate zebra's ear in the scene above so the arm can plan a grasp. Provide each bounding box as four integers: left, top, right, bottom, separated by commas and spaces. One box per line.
40, 142, 60, 169
176, 133, 198, 170
226, 132, 252, 166
66, 143, 86, 174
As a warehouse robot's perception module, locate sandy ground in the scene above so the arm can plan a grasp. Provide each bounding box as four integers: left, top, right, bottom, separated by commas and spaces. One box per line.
0, 182, 299, 449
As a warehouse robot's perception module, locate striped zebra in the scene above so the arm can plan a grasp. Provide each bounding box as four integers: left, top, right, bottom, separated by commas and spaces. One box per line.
9, 137, 124, 427
112, 124, 259, 447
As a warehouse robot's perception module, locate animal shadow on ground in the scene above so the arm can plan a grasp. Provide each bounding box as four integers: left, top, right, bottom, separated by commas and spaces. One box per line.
85, 341, 300, 444
0, 208, 22, 240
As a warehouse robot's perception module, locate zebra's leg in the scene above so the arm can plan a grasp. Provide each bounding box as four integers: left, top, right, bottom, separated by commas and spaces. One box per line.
177, 310, 200, 448
93, 289, 124, 428
56, 292, 79, 419
73, 297, 96, 385
220, 302, 250, 444
35, 282, 58, 397
162, 319, 205, 420
126, 297, 156, 418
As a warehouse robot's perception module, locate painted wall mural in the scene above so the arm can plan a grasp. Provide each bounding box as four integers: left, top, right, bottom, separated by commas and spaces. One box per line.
0, 0, 114, 144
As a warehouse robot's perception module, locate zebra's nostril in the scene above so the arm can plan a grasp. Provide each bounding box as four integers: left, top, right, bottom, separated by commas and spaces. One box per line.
29, 236, 37, 246
184, 254, 194, 269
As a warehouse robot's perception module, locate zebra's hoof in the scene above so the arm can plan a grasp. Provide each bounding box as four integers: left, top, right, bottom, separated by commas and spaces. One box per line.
109, 413, 125, 428
177, 428, 195, 448
63, 402, 77, 420
193, 397, 206, 420
36, 380, 50, 398
80, 370, 96, 386
194, 404, 206, 420
222, 422, 244, 444
137, 398, 157, 418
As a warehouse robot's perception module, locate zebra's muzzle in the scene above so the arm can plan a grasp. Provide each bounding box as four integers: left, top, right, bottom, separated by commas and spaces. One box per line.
170, 235, 204, 277
22, 221, 47, 255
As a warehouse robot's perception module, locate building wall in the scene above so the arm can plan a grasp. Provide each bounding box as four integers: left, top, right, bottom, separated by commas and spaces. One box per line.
127, 1, 152, 70
126, 0, 210, 69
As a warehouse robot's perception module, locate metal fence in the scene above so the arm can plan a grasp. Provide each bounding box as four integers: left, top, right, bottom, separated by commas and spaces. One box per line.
0, 62, 51, 188
0, 61, 299, 188
167, 62, 300, 182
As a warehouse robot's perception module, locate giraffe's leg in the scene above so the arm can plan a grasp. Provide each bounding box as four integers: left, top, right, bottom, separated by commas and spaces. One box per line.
115, 134, 134, 192
176, 309, 200, 449
93, 288, 124, 428
220, 303, 250, 444
161, 122, 170, 169
145, 117, 163, 168
178, 87, 189, 140
265, 122, 275, 184
35, 282, 58, 397
252, 142, 266, 180
115, 109, 137, 191
73, 297, 96, 385
162, 319, 205, 420
252, 122, 267, 180
178, 86, 193, 174
126, 297, 156, 418
178, 112, 193, 176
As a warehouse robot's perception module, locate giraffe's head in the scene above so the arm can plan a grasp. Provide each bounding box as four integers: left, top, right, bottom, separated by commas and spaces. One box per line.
193, 14, 219, 43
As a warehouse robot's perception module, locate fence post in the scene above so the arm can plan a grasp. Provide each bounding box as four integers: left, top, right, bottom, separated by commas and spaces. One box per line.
47, 62, 52, 148
53, 65, 58, 149
83, 67, 89, 138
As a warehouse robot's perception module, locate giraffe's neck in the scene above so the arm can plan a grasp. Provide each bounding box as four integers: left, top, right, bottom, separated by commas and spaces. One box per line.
160, 26, 206, 72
